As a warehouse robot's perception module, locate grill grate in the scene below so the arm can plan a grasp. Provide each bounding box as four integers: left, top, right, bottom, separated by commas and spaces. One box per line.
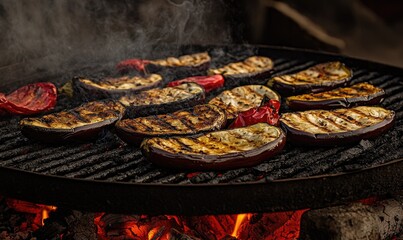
0, 47, 403, 213
0, 46, 402, 185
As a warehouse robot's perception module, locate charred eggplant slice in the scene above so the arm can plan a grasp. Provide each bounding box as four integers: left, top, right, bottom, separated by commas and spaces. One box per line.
119, 83, 205, 118
116, 104, 227, 146
280, 106, 395, 146
141, 123, 286, 171
268, 61, 352, 95
286, 83, 385, 110
149, 52, 210, 68
208, 56, 274, 86
118, 52, 211, 79
20, 100, 125, 143
209, 85, 280, 121
72, 74, 163, 100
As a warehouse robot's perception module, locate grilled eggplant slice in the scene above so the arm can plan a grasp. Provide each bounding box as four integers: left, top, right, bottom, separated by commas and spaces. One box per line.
118, 52, 211, 79
142, 123, 286, 170
286, 83, 385, 110
268, 61, 352, 95
208, 56, 274, 86
72, 74, 163, 100
280, 106, 395, 146
149, 52, 210, 69
149, 52, 211, 79
20, 100, 125, 143
116, 104, 227, 146
209, 85, 280, 121
119, 83, 205, 118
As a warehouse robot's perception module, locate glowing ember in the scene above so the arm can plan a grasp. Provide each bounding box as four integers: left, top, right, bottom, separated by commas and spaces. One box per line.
2, 196, 390, 239
231, 213, 250, 238
93, 212, 310, 239
186, 172, 201, 179
148, 227, 159, 239
5, 198, 56, 229
358, 196, 381, 205
41, 206, 57, 225
266, 210, 307, 240
4, 198, 309, 239
4, 200, 340, 240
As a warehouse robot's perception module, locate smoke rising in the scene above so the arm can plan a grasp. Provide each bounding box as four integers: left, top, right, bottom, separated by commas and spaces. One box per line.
0, 0, 232, 78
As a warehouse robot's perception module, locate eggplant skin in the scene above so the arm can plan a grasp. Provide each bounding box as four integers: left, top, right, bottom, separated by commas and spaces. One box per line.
208, 56, 274, 87
20, 100, 125, 143
119, 83, 206, 118
280, 106, 395, 146
286, 83, 385, 110
72, 74, 163, 101
141, 123, 286, 171
115, 104, 227, 146
209, 85, 280, 121
268, 62, 353, 95
146, 52, 211, 79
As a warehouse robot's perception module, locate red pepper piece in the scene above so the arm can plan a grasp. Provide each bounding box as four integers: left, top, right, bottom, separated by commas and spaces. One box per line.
167, 75, 224, 93
229, 99, 281, 128
0, 93, 8, 115
0, 82, 57, 115
116, 58, 150, 72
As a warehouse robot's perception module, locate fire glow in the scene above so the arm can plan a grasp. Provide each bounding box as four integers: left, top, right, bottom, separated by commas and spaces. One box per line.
5, 198, 57, 230
94, 210, 307, 239
2, 198, 308, 239
5, 196, 397, 239
231, 213, 251, 238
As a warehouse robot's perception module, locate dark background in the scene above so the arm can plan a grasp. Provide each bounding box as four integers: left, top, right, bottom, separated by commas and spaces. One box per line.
0, 0, 402, 73
238, 0, 403, 67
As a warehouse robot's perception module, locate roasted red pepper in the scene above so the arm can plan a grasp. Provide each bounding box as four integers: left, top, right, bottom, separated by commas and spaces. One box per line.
116, 58, 150, 72
0, 82, 57, 115
229, 98, 281, 128
167, 75, 224, 93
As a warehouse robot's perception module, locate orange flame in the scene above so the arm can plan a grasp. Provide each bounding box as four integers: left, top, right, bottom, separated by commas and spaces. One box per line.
148, 227, 159, 240
231, 213, 251, 238
41, 205, 57, 226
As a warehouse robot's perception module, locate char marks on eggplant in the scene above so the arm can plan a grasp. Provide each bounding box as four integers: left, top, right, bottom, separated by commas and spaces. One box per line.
20, 100, 125, 143
147, 52, 211, 79
286, 82, 385, 110
116, 104, 227, 146
208, 56, 274, 86
269, 61, 352, 95
141, 123, 286, 170
280, 106, 395, 146
150, 52, 211, 68
72, 74, 163, 100
117, 52, 211, 79
119, 82, 206, 118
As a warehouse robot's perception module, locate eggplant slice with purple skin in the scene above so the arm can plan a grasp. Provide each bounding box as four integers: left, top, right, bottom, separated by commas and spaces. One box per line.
280, 106, 395, 146
119, 82, 206, 118
115, 104, 227, 146
286, 82, 385, 110
208, 85, 281, 122
72, 74, 163, 101
208, 56, 274, 87
20, 100, 125, 143
268, 61, 353, 95
140, 52, 211, 79
141, 123, 286, 171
